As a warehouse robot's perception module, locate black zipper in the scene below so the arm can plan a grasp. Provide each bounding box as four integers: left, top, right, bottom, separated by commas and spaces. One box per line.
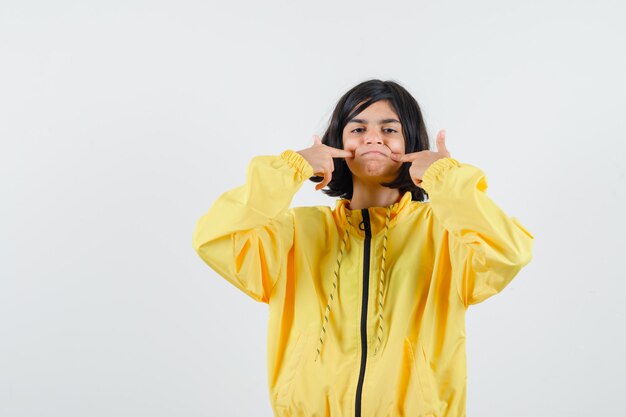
355, 208, 371, 417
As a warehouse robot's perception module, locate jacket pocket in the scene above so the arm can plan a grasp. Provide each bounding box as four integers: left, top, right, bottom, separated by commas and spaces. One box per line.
274, 330, 310, 408
407, 340, 441, 415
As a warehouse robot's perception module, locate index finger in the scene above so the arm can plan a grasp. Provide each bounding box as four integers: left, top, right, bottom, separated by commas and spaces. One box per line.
390, 152, 419, 162
329, 147, 354, 158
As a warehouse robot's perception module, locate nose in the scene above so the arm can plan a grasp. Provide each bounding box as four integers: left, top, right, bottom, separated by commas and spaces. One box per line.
364, 131, 383, 145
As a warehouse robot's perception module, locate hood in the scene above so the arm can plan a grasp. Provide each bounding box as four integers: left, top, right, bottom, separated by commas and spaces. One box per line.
314, 190, 416, 362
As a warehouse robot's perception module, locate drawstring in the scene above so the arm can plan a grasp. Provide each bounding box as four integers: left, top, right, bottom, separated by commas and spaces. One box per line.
374, 206, 391, 356
314, 211, 352, 362
314, 205, 392, 362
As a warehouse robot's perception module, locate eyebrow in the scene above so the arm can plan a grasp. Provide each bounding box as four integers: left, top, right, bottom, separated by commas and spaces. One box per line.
348, 118, 401, 124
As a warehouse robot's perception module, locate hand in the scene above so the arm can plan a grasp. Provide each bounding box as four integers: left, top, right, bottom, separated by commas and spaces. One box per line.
389, 129, 451, 189
296, 135, 354, 191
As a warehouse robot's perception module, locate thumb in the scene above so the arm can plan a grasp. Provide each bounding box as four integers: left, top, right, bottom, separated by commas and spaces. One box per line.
436, 129, 451, 157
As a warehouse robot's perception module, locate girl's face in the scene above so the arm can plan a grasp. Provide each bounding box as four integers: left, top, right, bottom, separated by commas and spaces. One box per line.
342, 99, 405, 182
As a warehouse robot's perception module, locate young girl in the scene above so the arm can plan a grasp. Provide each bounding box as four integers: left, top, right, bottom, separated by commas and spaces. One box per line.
192, 79, 534, 417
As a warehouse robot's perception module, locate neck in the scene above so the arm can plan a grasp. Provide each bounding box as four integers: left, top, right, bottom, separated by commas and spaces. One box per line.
348, 179, 402, 210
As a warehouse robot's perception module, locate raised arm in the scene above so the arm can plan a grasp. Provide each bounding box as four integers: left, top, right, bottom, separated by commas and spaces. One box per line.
191, 150, 314, 303
421, 157, 535, 308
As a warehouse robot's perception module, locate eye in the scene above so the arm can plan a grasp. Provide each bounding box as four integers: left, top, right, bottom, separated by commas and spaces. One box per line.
349, 127, 398, 134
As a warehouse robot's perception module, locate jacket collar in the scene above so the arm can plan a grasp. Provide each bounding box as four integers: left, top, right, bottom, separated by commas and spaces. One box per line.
333, 190, 414, 236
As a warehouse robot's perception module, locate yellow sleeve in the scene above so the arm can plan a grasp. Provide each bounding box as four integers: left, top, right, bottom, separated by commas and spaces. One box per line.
192, 150, 314, 304
420, 157, 535, 308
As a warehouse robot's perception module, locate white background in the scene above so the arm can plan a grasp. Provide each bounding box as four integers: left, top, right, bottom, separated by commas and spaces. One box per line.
2, 0, 625, 416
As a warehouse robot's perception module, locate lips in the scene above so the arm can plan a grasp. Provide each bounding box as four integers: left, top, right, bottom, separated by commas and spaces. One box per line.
361, 151, 387, 157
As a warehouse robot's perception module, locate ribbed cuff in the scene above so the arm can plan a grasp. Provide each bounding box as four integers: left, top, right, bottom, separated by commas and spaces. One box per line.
280, 149, 315, 181
421, 157, 461, 192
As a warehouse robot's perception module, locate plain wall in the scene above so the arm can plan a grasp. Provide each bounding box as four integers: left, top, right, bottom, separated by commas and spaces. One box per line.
2, 0, 625, 416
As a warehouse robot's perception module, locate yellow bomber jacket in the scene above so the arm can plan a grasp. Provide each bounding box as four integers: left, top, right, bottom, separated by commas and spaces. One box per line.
192, 149, 534, 417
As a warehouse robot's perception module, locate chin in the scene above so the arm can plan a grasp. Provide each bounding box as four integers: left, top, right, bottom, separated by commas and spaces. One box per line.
350, 160, 398, 175
351, 169, 399, 184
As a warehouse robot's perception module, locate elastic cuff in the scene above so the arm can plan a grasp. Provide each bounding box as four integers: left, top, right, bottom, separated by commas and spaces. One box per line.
280, 149, 315, 181
421, 157, 461, 191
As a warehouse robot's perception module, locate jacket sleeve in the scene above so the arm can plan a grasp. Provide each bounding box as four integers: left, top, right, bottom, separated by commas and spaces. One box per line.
420, 157, 534, 308
191, 149, 314, 304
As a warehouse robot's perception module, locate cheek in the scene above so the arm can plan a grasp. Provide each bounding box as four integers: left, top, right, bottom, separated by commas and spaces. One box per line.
343, 137, 357, 151
391, 139, 405, 153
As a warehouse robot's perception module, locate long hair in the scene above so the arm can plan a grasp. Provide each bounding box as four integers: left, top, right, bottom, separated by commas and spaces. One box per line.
310, 79, 431, 202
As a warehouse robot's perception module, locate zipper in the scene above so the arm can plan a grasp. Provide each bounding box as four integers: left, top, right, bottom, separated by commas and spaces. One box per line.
355, 208, 371, 417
